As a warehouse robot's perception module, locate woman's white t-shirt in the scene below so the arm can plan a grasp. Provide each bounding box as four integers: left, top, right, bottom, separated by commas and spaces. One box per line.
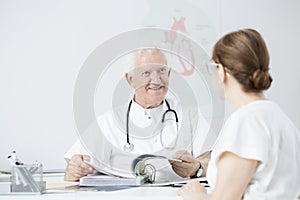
207, 100, 300, 199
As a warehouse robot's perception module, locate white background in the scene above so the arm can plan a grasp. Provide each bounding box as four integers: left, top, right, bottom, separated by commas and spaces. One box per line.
1, 0, 299, 170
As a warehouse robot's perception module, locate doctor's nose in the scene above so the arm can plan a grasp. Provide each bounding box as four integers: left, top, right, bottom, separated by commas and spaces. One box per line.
149, 71, 162, 84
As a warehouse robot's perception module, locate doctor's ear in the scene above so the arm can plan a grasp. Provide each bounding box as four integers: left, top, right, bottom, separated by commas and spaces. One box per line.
125, 73, 134, 86
168, 68, 171, 77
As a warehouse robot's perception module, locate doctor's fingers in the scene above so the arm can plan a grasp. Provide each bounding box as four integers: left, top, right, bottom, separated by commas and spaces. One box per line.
68, 162, 92, 176
69, 159, 94, 174
70, 154, 86, 163
67, 167, 87, 179
172, 162, 195, 177
174, 151, 195, 162
172, 167, 189, 178
82, 155, 92, 162
78, 161, 94, 174
65, 162, 86, 180
70, 155, 93, 170
172, 160, 194, 169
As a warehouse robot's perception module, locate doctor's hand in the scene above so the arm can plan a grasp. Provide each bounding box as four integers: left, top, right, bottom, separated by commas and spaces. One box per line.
64, 154, 96, 181
171, 150, 201, 178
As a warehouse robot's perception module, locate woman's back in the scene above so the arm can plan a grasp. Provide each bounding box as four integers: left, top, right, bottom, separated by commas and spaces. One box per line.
208, 100, 300, 199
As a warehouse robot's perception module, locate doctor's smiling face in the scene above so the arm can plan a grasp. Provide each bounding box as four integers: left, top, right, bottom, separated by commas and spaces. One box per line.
126, 49, 170, 109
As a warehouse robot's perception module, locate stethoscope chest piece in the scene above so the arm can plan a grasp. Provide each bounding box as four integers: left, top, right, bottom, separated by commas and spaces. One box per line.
123, 143, 134, 152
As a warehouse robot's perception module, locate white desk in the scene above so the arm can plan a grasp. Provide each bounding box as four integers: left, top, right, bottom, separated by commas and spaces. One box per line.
2, 174, 299, 200
0, 173, 182, 200
0, 187, 181, 200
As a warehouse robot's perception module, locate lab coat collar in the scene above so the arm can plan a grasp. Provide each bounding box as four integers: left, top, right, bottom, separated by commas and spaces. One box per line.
129, 99, 168, 128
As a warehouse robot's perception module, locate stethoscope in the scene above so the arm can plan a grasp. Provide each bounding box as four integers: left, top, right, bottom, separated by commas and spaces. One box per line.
123, 99, 179, 152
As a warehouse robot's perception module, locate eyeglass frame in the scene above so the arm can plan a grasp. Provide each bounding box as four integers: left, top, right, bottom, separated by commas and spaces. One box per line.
206, 59, 231, 77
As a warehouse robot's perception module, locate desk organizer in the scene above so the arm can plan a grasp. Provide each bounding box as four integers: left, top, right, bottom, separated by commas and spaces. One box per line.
0, 164, 46, 195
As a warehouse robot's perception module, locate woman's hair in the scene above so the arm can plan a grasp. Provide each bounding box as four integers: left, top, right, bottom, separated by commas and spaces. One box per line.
212, 28, 272, 92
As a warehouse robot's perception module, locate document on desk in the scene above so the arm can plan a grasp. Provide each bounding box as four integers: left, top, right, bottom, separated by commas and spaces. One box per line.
81, 154, 195, 187
131, 154, 186, 184
86, 153, 183, 179
80, 174, 208, 188
80, 174, 146, 186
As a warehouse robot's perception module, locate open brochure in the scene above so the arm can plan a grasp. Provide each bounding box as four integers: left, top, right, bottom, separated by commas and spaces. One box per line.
80, 173, 208, 187
131, 154, 183, 183
80, 154, 198, 186
79, 173, 147, 186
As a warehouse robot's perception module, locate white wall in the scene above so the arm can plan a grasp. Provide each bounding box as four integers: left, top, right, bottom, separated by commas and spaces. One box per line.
219, 0, 300, 128
1, 0, 299, 171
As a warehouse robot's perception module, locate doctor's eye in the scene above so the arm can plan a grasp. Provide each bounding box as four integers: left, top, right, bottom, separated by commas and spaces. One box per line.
158, 67, 168, 74
141, 71, 151, 77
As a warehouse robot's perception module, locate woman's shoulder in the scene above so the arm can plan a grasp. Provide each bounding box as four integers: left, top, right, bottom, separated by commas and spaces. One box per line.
231, 100, 278, 119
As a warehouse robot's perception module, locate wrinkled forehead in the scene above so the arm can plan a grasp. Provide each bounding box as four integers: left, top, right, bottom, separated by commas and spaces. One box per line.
134, 50, 167, 69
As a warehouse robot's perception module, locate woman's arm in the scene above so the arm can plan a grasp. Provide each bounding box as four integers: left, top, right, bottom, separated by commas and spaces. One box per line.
210, 151, 258, 200
178, 151, 258, 200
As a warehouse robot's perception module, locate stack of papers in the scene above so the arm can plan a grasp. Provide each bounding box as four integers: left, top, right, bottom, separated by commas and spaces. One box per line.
79, 174, 208, 187
80, 154, 209, 188
80, 174, 147, 186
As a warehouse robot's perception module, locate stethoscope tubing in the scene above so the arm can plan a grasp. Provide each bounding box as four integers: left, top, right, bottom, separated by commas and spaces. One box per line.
124, 99, 178, 152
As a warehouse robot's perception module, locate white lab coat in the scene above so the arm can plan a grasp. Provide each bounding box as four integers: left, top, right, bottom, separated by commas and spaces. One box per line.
65, 98, 216, 178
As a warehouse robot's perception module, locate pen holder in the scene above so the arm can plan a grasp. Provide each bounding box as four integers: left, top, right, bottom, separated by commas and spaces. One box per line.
11, 164, 46, 194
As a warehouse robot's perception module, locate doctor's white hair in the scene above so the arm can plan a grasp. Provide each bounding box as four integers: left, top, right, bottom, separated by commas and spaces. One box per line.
123, 48, 168, 76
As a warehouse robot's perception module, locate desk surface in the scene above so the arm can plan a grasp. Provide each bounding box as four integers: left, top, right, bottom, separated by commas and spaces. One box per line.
0, 173, 182, 200
1, 187, 181, 200
2, 174, 299, 200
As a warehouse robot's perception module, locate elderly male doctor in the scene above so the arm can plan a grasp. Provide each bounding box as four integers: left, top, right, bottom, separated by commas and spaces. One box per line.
64, 49, 215, 181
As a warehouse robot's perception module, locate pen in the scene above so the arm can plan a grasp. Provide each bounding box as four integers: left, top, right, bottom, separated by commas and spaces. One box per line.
172, 179, 209, 188
8, 155, 21, 185
8, 155, 28, 186
172, 181, 210, 188
167, 158, 182, 163
7, 155, 16, 166
29, 160, 42, 174
172, 183, 210, 188
11, 151, 23, 165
